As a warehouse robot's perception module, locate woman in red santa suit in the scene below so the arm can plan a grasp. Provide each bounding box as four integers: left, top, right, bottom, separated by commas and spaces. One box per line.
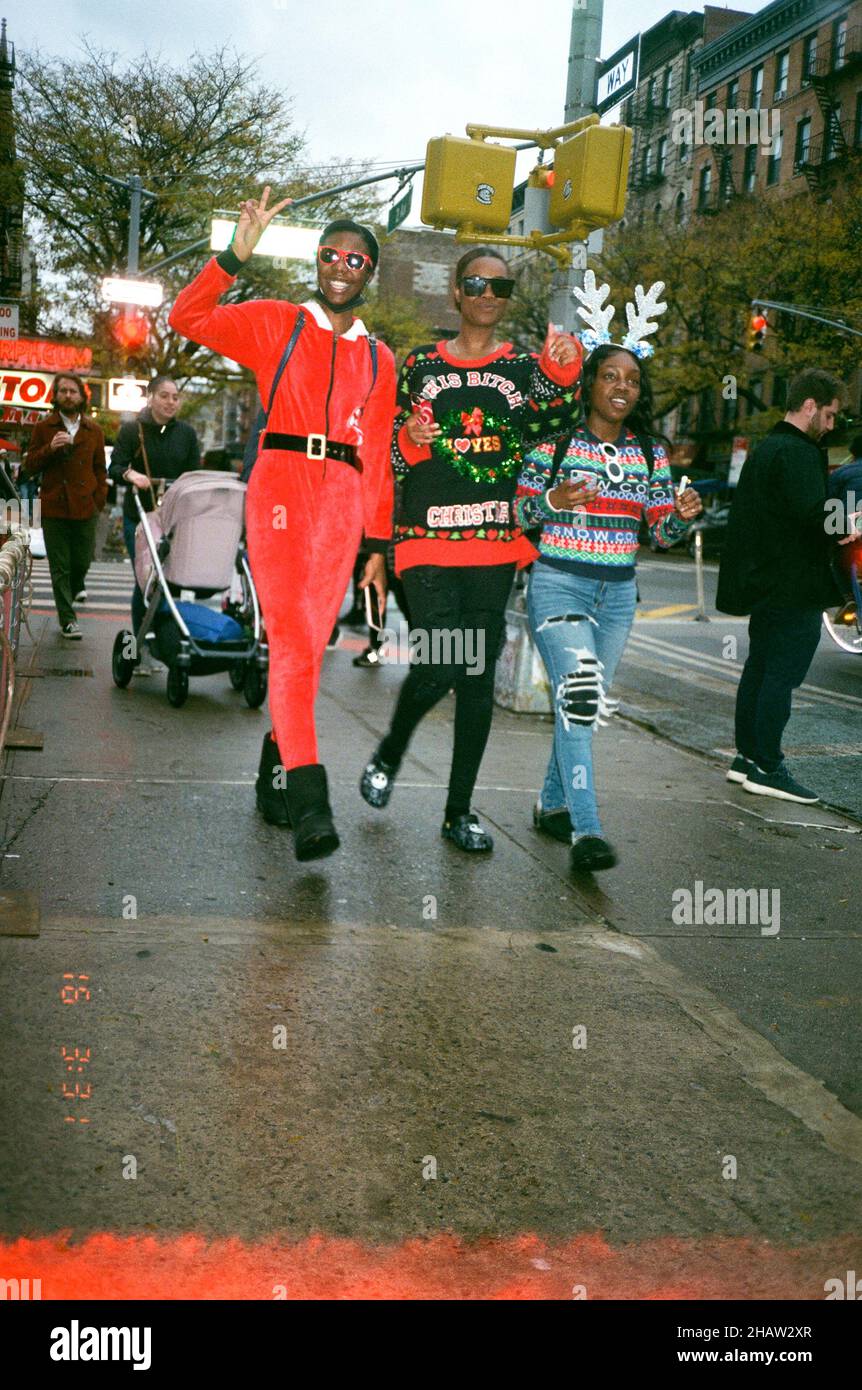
170, 189, 395, 861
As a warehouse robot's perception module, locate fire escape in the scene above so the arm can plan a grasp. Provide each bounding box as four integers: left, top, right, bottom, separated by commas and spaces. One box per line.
628, 89, 670, 199
796, 25, 861, 190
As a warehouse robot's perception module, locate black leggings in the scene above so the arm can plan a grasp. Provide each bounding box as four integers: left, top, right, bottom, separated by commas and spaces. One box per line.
378, 563, 515, 819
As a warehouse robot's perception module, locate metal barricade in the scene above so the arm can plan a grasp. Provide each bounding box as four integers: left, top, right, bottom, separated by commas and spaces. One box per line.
0, 532, 32, 755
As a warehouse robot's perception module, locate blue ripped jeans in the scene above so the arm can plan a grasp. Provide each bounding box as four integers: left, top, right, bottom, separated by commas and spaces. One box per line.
527, 561, 637, 839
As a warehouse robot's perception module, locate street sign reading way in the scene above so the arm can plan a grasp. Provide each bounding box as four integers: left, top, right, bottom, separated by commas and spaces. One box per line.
595, 37, 640, 116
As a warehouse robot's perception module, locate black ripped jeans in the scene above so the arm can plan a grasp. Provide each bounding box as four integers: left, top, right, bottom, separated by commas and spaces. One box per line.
377, 563, 515, 820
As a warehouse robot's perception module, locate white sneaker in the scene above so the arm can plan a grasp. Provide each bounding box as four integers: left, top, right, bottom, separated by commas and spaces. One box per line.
74, 590, 87, 603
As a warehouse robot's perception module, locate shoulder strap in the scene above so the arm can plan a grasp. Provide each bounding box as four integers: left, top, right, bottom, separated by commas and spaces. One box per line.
263, 310, 306, 426
137, 422, 154, 491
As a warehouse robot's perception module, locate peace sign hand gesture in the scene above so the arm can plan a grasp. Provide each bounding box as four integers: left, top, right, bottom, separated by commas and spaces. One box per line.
231, 185, 293, 263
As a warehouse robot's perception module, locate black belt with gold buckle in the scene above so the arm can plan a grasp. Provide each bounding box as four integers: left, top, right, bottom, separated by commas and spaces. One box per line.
262, 432, 361, 471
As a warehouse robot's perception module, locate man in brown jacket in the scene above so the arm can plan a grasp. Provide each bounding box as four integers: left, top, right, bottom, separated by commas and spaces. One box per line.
24, 373, 107, 639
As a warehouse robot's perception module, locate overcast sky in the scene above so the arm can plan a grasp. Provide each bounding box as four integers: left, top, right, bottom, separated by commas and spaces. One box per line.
9, 0, 765, 221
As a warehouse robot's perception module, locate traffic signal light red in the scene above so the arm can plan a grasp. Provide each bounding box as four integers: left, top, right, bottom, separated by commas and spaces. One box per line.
747, 313, 767, 352
111, 310, 149, 354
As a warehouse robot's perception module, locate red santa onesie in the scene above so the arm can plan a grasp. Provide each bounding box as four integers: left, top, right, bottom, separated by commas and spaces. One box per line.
169, 221, 395, 860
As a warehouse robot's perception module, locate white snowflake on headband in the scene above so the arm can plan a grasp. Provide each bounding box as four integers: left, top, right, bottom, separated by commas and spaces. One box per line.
573, 271, 667, 360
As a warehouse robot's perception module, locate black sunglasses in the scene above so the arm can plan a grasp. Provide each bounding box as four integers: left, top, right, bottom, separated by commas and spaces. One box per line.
459, 274, 515, 300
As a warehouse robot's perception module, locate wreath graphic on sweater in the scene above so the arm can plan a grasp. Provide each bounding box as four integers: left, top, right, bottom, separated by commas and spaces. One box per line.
432, 406, 522, 483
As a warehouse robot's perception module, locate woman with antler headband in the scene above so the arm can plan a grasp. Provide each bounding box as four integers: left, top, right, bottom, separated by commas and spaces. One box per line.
514, 274, 703, 873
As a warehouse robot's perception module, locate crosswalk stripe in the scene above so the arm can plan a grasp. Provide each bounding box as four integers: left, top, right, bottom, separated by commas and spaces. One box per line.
629, 631, 862, 714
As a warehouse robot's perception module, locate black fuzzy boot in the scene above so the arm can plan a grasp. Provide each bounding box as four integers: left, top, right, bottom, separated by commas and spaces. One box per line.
256, 732, 290, 826
283, 763, 340, 861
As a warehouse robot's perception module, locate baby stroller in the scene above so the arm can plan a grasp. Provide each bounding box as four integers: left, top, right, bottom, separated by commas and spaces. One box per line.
111, 470, 268, 707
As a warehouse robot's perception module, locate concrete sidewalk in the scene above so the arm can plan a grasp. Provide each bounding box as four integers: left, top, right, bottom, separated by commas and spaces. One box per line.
0, 599, 860, 1296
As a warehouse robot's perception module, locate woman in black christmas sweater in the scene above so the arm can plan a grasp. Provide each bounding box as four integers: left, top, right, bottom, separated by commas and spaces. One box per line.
359, 246, 582, 851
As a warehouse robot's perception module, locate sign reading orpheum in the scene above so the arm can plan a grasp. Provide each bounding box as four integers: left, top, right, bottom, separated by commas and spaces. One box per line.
0, 338, 92, 372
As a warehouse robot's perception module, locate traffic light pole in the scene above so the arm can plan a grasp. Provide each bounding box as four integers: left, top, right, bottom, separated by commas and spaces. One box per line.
550, 0, 605, 332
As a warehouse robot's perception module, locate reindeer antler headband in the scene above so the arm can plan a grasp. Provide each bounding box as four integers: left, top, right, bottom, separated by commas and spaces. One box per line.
573, 270, 668, 360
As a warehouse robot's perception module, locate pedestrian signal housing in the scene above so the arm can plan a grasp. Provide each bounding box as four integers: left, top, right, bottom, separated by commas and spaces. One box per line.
549, 125, 632, 230
421, 136, 517, 233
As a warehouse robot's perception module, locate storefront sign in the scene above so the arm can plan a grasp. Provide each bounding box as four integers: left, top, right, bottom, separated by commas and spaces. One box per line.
0, 405, 43, 425
0, 338, 92, 372
0, 372, 56, 408
107, 377, 148, 412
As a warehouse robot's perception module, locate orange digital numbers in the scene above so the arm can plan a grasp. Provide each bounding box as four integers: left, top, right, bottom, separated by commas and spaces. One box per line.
60, 973, 91, 1004
60, 975, 93, 1124
60, 1045, 91, 1073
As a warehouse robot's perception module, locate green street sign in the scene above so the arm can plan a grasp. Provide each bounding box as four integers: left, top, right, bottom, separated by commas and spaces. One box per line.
387, 188, 412, 233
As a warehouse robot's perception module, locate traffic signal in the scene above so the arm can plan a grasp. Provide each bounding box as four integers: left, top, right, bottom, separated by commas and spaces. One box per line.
111, 309, 150, 355
747, 313, 767, 351
421, 136, 517, 232
549, 124, 632, 231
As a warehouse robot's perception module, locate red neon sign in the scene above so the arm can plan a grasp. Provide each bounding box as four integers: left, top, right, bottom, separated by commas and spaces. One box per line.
0, 338, 93, 372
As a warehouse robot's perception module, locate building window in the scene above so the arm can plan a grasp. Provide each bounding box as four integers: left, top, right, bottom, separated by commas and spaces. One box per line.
774, 50, 789, 100
766, 126, 783, 184
727, 77, 739, 108
657, 136, 668, 176
802, 33, 817, 83
707, 89, 718, 113
794, 116, 812, 167
642, 144, 654, 180
833, 16, 848, 68
661, 66, 672, 106
751, 64, 764, 110
648, 75, 657, 109
679, 136, 689, 162
743, 144, 757, 192
675, 191, 686, 223
684, 51, 693, 93
826, 104, 843, 158
623, 97, 633, 124
697, 164, 713, 210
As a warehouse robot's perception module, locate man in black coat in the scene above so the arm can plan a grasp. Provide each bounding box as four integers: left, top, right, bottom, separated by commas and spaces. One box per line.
717, 367, 845, 803
109, 376, 200, 672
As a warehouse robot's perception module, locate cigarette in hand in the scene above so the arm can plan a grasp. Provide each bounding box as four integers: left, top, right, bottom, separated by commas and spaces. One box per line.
676, 474, 691, 498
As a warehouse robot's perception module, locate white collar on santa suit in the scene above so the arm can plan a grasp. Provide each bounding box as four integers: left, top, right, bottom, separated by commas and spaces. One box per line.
301, 298, 369, 340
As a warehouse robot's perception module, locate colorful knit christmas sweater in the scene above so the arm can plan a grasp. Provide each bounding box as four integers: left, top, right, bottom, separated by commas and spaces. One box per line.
514, 426, 689, 581
391, 338, 582, 574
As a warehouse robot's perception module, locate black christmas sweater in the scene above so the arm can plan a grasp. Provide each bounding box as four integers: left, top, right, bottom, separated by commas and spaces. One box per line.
391, 337, 582, 574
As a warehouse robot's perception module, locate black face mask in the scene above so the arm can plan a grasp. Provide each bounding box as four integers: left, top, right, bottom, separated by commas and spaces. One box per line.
314, 286, 366, 314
